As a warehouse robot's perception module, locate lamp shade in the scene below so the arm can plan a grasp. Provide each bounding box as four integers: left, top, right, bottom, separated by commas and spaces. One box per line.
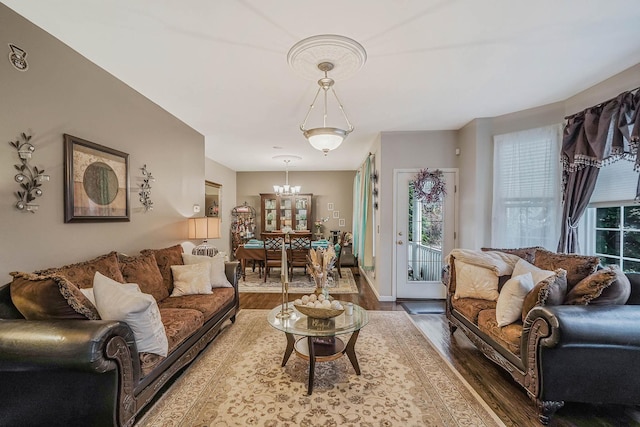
304, 127, 348, 153
188, 217, 220, 239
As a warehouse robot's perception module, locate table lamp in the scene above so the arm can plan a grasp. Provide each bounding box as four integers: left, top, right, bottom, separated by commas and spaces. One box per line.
188, 217, 220, 257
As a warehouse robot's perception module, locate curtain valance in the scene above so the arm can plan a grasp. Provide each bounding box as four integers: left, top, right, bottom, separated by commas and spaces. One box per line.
562, 89, 640, 173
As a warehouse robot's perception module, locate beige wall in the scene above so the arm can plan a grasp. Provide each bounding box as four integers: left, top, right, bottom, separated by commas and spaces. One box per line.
205, 157, 237, 255
236, 170, 356, 238
1, 5, 205, 282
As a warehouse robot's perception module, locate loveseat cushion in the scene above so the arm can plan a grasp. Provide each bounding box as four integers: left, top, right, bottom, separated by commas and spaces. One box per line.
36, 252, 124, 289
533, 248, 599, 289
453, 260, 499, 301
158, 288, 235, 321
141, 244, 184, 294
119, 252, 168, 302
477, 309, 522, 355
521, 269, 567, 322
481, 246, 540, 264
451, 298, 497, 324
564, 267, 618, 305
9, 272, 100, 320
590, 265, 631, 305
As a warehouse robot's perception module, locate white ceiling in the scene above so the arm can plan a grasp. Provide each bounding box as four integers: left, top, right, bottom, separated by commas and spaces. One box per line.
5, 0, 640, 171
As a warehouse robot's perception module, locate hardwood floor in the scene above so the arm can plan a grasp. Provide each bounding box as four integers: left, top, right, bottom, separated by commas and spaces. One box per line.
240, 267, 640, 426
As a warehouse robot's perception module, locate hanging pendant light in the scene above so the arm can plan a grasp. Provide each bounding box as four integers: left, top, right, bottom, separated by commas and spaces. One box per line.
288, 35, 367, 156
273, 156, 301, 196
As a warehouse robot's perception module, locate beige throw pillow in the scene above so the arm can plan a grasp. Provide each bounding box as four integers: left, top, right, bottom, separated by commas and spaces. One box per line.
495, 272, 534, 327
453, 260, 499, 301
512, 258, 555, 284
170, 262, 213, 296
92, 272, 168, 357
181, 253, 233, 288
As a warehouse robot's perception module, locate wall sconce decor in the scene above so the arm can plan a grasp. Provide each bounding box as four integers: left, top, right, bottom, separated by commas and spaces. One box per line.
10, 132, 49, 212
188, 217, 221, 257
8, 44, 28, 71
139, 164, 155, 211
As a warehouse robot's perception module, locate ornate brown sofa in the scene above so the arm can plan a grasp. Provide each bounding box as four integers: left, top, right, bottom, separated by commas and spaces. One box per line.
444, 247, 640, 424
0, 245, 240, 427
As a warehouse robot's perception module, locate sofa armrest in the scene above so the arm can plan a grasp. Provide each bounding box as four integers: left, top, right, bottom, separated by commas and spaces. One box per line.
0, 319, 137, 374
225, 261, 240, 289
521, 305, 640, 402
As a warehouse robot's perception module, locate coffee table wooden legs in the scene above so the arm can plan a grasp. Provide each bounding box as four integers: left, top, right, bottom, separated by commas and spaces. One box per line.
281, 332, 362, 395
307, 336, 316, 395
344, 330, 361, 375
282, 332, 295, 367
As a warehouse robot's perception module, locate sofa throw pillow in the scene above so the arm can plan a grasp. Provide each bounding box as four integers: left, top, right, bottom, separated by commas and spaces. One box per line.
182, 253, 233, 288
140, 244, 184, 294
481, 246, 540, 264
170, 263, 213, 296
590, 265, 631, 305
119, 252, 168, 302
92, 272, 168, 357
564, 267, 618, 305
35, 251, 124, 289
453, 260, 499, 301
533, 248, 599, 289
521, 269, 567, 323
495, 272, 534, 327
9, 272, 100, 320
512, 258, 555, 284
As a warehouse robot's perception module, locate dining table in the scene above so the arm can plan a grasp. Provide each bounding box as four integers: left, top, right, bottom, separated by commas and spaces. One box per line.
234, 239, 333, 280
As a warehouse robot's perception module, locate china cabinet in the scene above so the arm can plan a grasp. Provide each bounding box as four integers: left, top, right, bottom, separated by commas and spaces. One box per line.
231, 202, 256, 256
260, 193, 312, 234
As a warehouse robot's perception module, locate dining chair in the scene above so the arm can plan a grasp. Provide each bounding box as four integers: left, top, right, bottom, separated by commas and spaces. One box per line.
288, 233, 311, 279
263, 233, 286, 282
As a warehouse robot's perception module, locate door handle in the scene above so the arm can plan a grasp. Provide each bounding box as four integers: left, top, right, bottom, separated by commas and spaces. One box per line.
397, 240, 403, 245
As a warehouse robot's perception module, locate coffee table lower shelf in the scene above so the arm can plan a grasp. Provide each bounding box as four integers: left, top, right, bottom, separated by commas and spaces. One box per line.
294, 337, 345, 362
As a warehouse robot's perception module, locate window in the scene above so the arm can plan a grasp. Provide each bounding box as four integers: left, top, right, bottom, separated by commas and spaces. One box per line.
491, 124, 562, 250
579, 159, 640, 272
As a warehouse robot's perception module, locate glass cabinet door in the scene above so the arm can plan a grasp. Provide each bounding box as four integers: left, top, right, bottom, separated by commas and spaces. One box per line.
295, 196, 309, 231
280, 197, 293, 230
264, 196, 278, 232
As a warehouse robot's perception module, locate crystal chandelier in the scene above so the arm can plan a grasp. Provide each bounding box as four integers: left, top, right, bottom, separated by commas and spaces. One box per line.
288, 35, 367, 155
273, 157, 301, 196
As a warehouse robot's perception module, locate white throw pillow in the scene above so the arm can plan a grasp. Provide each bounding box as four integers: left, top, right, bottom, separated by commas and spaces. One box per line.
495, 272, 535, 327
453, 260, 499, 301
512, 258, 554, 284
181, 253, 233, 288
170, 262, 213, 296
92, 272, 168, 357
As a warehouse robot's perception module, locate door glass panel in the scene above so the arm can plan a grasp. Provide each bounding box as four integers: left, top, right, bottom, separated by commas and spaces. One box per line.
407, 181, 444, 281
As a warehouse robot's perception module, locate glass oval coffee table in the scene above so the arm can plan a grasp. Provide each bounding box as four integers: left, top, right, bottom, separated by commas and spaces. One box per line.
267, 302, 369, 395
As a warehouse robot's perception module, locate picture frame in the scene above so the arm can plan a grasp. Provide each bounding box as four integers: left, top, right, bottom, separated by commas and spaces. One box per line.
339, 219, 346, 227
327, 202, 334, 211
64, 134, 130, 223
333, 210, 340, 218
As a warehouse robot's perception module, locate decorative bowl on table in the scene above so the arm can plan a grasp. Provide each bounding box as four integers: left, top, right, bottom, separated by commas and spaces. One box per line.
293, 294, 344, 319
294, 304, 344, 319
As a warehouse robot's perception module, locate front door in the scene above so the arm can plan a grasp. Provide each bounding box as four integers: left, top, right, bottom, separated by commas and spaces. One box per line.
394, 169, 457, 299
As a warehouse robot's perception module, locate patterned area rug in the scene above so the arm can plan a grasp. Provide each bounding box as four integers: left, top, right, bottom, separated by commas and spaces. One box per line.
136, 310, 503, 427
238, 268, 358, 294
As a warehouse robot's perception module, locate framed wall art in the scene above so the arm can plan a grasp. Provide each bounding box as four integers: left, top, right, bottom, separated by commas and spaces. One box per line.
64, 134, 130, 223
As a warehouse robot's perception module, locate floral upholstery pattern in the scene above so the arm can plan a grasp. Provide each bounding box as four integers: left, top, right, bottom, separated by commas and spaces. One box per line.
451, 298, 496, 324
141, 245, 184, 294
534, 248, 599, 289
477, 309, 522, 355
158, 289, 234, 321
119, 253, 168, 302
36, 252, 124, 289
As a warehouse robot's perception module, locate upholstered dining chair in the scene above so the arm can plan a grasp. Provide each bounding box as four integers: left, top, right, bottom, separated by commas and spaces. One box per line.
288, 233, 311, 279
263, 233, 286, 282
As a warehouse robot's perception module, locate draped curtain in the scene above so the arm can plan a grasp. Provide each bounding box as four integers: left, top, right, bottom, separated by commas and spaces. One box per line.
558, 89, 640, 253
353, 155, 372, 260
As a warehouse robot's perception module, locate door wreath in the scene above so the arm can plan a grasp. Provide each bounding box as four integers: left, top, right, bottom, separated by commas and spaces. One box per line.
412, 169, 446, 204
